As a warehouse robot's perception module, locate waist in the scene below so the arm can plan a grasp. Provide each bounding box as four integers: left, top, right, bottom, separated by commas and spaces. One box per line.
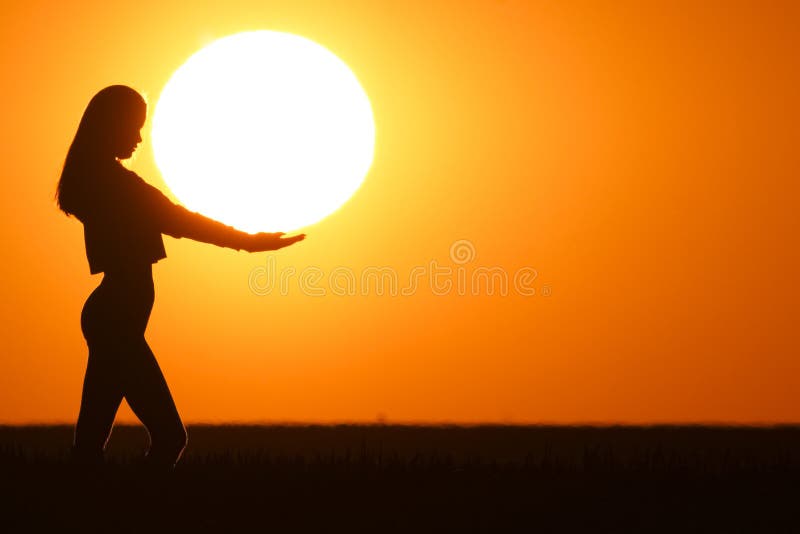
101, 263, 154, 289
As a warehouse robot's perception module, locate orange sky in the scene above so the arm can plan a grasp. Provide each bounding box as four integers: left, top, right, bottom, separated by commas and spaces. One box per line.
1, 0, 798, 424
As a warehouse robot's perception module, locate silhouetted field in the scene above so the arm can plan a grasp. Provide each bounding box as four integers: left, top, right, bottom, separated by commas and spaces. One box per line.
1, 425, 798, 532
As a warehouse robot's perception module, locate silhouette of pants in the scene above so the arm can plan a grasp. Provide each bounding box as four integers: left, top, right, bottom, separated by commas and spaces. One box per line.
73, 266, 187, 469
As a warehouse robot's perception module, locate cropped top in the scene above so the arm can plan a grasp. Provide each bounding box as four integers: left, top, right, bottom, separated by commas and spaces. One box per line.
75, 162, 248, 274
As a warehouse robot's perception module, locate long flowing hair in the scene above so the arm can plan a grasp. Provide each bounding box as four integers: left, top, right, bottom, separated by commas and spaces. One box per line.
56, 85, 146, 218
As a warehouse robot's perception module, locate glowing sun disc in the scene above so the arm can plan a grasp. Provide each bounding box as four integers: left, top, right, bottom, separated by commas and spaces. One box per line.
152, 31, 375, 232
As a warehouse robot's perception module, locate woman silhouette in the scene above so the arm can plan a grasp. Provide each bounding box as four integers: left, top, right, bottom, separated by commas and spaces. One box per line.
57, 85, 305, 470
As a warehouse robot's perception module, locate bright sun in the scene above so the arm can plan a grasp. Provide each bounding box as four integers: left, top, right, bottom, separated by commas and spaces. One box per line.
152, 31, 375, 232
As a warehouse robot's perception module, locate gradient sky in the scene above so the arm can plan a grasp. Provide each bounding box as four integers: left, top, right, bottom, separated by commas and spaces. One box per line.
1, 0, 798, 424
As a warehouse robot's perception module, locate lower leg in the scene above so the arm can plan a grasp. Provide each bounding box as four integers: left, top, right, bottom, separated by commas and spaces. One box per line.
144, 424, 187, 470
124, 341, 187, 471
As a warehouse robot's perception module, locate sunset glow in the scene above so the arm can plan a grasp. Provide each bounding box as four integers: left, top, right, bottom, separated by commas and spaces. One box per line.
1, 1, 797, 425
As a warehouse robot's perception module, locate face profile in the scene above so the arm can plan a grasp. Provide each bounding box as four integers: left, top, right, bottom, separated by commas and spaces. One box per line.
113, 109, 145, 160
73, 85, 148, 159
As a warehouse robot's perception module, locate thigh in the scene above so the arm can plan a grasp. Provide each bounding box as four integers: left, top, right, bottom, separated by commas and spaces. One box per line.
121, 341, 183, 434
76, 350, 125, 440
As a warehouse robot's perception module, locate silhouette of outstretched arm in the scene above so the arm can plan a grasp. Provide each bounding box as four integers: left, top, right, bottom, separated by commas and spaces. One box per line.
133, 173, 305, 252
164, 205, 305, 252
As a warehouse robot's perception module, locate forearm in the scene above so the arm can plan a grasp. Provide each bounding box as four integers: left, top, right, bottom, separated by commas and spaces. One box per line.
162, 205, 251, 250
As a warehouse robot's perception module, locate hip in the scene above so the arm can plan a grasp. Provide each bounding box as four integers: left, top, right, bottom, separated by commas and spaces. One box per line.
81, 269, 155, 342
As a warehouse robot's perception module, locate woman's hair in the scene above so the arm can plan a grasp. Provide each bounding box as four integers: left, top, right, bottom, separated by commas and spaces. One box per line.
56, 85, 147, 217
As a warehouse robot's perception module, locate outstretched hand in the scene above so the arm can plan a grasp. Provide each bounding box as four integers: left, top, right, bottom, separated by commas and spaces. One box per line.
244, 232, 306, 252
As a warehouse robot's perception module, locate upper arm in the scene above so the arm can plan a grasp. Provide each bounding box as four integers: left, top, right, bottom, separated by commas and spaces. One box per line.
130, 175, 247, 249
127, 172, 188, 236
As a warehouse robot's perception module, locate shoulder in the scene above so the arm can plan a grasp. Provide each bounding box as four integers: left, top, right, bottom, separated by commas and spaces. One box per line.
118, 166, 167, 199
118, 168, 182, 217
117, 165, 148, 189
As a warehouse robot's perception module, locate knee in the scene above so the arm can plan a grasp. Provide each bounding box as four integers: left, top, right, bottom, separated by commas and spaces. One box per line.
168, 425, 188, 455
152, 424, 188, 457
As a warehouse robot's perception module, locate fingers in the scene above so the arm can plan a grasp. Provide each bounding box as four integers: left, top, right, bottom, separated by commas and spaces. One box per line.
248, 233, 306, 252
278, 234, 306, 248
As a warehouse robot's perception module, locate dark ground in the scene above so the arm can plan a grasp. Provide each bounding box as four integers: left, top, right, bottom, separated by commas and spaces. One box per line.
1, 424, 798, 533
